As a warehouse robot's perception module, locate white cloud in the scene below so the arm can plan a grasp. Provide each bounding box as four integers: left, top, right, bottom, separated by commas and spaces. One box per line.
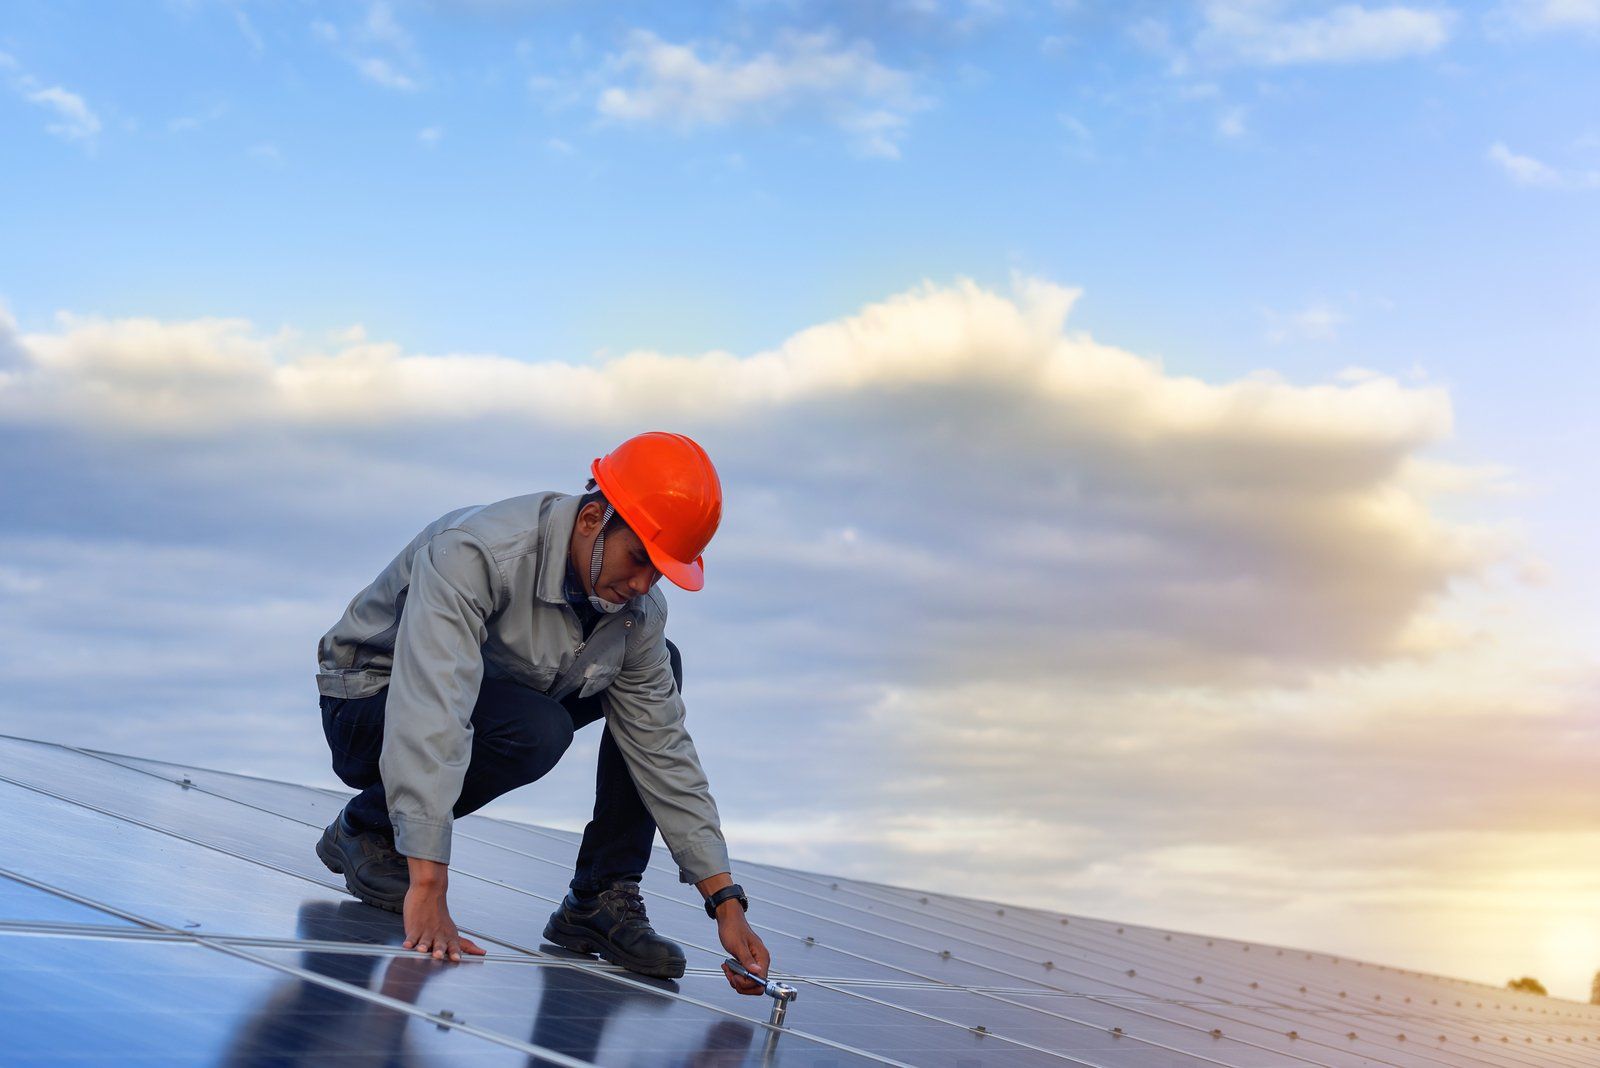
417, 125, 444, 147
23, 86, 101, 141
1195, 1, 1453, 66
1217, 104, 1248, 138
1266, 299, 1346, 342
1488, 141, 1600, 189
1495, 0, 1600, 31
596, 29, 927, 157
312, 2, 423, 91
1, 275, 1576, 996
1, 52, 101, 144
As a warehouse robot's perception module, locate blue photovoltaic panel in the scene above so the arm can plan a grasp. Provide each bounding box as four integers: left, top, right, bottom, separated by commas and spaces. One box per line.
4, 733, 1600, 1067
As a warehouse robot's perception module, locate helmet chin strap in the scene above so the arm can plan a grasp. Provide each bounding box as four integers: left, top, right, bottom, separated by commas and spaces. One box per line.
587, 505, 627, 614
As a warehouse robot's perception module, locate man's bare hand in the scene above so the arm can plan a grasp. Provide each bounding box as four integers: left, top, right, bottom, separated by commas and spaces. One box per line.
401, 858, 485, 963
716, 908, 771, 995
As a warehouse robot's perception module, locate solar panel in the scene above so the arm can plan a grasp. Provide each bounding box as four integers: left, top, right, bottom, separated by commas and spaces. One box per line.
3, 732, 1597, 1066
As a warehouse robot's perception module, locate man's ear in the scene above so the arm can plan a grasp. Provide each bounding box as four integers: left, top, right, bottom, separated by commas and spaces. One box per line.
575, 500, 604, 535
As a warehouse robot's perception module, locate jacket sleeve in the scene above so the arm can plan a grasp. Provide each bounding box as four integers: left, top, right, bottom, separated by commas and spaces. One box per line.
603, 607, 731, 884
379, 527, 502, 865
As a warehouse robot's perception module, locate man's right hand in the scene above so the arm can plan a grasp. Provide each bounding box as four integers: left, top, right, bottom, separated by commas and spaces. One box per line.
402, 857, 485, 962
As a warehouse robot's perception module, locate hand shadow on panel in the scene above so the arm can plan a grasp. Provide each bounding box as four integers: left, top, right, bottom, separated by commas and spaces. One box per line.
220, 899, 438, 1067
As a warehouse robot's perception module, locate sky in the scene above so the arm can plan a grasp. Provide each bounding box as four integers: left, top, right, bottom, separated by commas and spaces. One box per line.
3, 0, 1599, 1000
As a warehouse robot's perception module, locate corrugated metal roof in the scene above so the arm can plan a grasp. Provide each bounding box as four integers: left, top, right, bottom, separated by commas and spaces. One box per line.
1, 733, 1596, 1066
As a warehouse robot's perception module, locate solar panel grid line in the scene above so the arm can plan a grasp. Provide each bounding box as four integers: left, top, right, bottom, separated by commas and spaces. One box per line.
201, 938, 608, 1068
48, 744, 1120, 1007
43, 745, 1511, 1066
1041, 923, 1600, 1059
791, 875, 1598, 1066
896, 883, 1583, 1026
0, 864, 166, 931
64, 745, 1060, 997
806, 978, 1369, 1068
797, 980, 1115, 1068
37, 757, 959, 1066
428, 818, 1600, 1061
0, 868, 606, 1065
900, 972, 1414, 1068
692, 871, 1433, 1068
12, 748, 1337, 1061
18, 741, 1593, 1068
748, 876, 1561, 1068
0, 773, 912, 1068
938, 936, 1557, 1068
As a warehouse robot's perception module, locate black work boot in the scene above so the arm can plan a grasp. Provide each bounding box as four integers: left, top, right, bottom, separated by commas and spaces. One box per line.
316, 812, 410, 913
542, 881, 688, 979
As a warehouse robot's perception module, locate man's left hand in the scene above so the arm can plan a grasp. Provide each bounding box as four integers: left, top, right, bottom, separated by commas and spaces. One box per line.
716, 909, 771, 995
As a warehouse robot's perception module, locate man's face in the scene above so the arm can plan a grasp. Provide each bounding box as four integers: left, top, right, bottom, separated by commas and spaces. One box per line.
574, 501, 661, 604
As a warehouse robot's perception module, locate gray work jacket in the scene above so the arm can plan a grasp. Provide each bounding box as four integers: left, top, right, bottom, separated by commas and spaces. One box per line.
316, 492, 729, 883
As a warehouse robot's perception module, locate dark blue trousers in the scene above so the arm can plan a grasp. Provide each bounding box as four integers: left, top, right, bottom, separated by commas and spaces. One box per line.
320, 642, 682, 894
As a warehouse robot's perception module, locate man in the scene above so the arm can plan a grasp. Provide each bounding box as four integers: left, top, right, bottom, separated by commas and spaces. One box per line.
312, 431, 771, 994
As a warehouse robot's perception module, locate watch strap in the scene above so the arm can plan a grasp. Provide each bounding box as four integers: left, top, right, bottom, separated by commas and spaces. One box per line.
705, 883, 748, 918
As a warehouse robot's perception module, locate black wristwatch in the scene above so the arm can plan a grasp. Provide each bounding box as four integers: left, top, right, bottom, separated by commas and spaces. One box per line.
705, 883, 749, 919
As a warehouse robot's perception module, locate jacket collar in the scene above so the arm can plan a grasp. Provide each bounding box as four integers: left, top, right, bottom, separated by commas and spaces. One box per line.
535, 493, 584, 605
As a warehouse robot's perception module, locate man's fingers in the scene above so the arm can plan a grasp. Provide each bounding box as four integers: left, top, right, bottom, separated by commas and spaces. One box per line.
462, 937, 486, 956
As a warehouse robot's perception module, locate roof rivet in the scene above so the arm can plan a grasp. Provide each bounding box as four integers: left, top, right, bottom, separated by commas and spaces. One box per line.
1059, 918, 1069, 925
1126, 969, 1136, 978
1347, 1032, 1358, 1040
919, 897, 929, 905
1298, 986, 1307, 994
972, 1025, 987, 1035
1043, 961, 1054, 970
1206, 940, 1214, 947
1338, 992, 1347, 998
435, 1009, 457, 1031
1209, 1029, 1222, 1039
996, 908, 1005, 916
179, 776, 192, 789
1164, 934, 1171, 941
804, 936, 816, 944
1286, 1031, 1299, 1040
1397, 1033, 1406, 1042
830, 883, 838, 890
1111, 1027, 1123, 1037
1438, 1035, 1446, 1043
939, 950, 951, 959
1116, 927, 1124, 935
1194, 976, 1203, 984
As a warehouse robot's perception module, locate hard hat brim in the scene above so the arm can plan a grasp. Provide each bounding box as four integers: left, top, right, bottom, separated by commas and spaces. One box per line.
644, 544, 705, 592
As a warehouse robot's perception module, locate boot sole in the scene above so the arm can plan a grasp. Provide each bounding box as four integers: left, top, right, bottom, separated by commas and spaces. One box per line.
317, 827, 405, 914
542, 916, 686, 980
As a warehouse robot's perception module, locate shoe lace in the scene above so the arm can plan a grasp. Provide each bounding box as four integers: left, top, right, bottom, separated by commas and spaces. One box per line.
598, 882, 650, 925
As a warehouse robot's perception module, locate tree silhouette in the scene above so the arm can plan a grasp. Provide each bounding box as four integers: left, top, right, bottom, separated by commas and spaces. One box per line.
1507, 977, 1547, 996
1590, 971, 1600, 1005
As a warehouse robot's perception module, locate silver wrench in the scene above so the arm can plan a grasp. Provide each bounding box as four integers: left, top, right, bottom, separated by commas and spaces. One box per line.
723, 957, 798, 1027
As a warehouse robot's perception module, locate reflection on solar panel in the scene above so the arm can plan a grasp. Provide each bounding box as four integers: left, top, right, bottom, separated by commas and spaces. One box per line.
1, 733, 1596, 1067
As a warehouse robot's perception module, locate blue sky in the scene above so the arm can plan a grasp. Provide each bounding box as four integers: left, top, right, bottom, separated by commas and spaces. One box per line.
4, 0, 1600, 998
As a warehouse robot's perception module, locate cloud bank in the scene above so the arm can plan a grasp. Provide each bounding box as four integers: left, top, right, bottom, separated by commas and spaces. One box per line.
3, 276, 1582, 993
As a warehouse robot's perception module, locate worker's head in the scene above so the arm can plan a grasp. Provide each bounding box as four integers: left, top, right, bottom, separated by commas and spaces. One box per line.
571, 490, 661, 607
581, 431, 723, 601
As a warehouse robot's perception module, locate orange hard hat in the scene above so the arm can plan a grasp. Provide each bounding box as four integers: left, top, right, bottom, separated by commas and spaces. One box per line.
591, 431, 723, 592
